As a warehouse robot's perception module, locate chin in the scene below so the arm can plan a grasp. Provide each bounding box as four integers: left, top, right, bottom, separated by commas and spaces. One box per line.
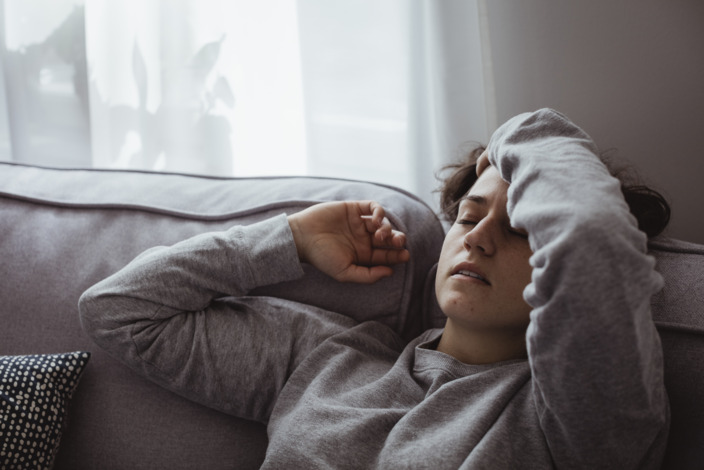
436, 285, 485, 317
436, 297, 480, 323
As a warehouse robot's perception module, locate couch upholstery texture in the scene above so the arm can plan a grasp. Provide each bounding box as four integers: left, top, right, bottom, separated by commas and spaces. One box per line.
0, 161, 702, 469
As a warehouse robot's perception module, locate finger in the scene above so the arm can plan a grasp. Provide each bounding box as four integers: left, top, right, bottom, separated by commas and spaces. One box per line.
362, 214, 394, 241
390, 230, 407, 248
361, 215, 381, 234
476, 151, 490, 176
373, 218, 393, 242
374, 227, 406, 248
369, 247, 410, 266
361, 201, 386, 227
372, 203, 386, 227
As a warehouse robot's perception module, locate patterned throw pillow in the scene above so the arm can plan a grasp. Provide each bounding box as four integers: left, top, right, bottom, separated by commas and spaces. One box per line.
0, 351, 90, 469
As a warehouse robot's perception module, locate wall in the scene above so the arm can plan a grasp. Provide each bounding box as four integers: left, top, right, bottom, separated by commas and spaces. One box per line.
484, 0, 704, 244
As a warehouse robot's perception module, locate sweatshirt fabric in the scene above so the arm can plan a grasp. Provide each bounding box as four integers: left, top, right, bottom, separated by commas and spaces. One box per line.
79, 108, 669, 469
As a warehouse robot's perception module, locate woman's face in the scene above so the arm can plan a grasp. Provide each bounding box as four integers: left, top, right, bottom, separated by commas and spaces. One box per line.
435, 162, 533, 334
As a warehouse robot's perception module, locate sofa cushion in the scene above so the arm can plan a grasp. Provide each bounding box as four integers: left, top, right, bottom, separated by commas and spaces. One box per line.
0, 351, 90, 469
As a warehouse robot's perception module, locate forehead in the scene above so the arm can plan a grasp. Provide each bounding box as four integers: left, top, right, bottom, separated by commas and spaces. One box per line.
464, 166, 509, 203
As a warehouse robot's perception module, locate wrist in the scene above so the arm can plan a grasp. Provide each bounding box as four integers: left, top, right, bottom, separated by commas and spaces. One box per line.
287, 214, 307, 263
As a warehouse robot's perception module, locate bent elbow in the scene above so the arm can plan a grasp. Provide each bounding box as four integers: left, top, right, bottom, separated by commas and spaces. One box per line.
77, 284, 138, 357
78, 286, 116, 348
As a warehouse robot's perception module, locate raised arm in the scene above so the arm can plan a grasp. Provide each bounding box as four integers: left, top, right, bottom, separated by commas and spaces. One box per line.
486, 109, 669, 468
79, 202, 408, 422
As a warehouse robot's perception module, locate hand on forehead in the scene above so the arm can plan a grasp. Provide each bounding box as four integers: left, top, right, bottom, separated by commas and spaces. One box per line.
476, 151, 491, 176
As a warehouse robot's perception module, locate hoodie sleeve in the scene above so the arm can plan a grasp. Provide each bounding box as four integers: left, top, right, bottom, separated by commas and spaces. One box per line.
78, 214, 356, 423
486, 109, 669, 468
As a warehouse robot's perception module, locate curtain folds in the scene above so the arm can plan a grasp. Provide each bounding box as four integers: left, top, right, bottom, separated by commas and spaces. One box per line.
0, 0, 491, 210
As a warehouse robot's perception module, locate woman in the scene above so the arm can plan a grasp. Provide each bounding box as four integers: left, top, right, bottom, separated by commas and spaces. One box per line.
79, 108, 670, 468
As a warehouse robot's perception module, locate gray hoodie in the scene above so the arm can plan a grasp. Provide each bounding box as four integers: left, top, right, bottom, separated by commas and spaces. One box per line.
79, 108, 669, 469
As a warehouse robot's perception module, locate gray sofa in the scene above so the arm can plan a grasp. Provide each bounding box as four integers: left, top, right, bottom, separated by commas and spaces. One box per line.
0, 161, 701, 469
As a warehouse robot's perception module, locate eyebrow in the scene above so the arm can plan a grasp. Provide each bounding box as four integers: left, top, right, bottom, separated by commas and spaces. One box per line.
463, 194, 487, 205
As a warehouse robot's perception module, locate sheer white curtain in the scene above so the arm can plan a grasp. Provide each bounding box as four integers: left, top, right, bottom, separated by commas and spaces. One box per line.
0, 0, 493, 209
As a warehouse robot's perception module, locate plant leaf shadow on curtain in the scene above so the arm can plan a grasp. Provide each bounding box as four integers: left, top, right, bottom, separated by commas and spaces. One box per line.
89, 35, 235, 174
0, 4, 91, 166
0, 0, 492, 212
0, 2, 237, 175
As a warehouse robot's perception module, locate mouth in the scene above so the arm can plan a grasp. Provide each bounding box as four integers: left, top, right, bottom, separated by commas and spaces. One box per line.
452, 265, 491, 285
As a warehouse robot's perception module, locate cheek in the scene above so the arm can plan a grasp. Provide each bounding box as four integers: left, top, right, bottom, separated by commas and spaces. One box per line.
434, 238, 459, 305
434, 259, 451, 303
521, 250, 534, 284
513, 254, 534, 300
519, 259, 533, 287
436, 232, 459, 272
504, 247, 533, 292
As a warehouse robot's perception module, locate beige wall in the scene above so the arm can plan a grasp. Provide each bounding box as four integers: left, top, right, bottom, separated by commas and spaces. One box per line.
484, 0, 704, 244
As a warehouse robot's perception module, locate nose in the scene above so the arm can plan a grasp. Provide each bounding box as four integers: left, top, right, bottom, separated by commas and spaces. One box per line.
463, 219, 496, 255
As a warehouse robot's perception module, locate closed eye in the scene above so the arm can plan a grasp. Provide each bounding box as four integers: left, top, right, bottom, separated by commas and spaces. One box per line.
508, 228, 529, 239
457, 219, 478, 226
460, 220, 528, 238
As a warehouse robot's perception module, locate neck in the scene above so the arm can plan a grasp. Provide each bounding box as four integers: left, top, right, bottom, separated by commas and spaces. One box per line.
436, 318, 528, 365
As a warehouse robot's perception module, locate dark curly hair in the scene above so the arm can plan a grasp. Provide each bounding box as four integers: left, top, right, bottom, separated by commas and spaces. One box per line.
437, 145, 671, 239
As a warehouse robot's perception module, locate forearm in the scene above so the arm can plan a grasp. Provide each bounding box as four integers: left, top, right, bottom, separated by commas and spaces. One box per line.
80, 215, 303, 317
487, 109, 667, 466
78, 215, 310, 419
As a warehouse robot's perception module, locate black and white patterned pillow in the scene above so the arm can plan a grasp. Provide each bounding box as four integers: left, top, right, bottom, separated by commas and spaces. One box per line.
0, 351, 90, 469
